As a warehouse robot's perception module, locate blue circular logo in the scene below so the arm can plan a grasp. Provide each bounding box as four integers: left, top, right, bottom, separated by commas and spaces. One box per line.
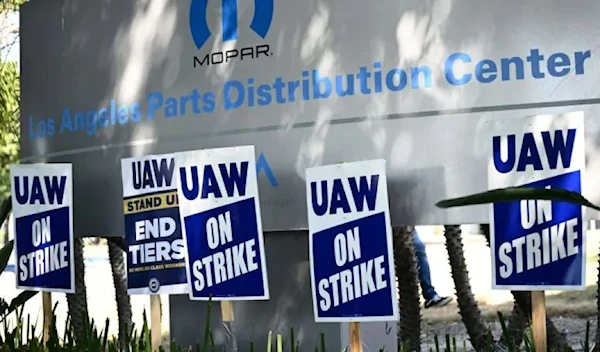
148, 278, 160, 293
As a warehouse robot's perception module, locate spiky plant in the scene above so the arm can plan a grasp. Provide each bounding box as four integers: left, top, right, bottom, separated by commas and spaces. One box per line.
443, 225, 492, 351
66, 238, 88, 342
393, 226, 421, 352
107, 237, 132, 347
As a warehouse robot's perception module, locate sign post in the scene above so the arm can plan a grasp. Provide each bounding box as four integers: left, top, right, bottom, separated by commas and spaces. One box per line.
487, 111, 586, 351
10, 163, 75, 345
531, 291, 547, 352
174, 145, 270, 349
120, 154, 189, 351
42, 291, 52, 343
305, 159, 398, 351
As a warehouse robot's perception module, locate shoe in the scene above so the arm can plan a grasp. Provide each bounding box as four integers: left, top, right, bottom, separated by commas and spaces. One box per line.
425, 295, 452, 309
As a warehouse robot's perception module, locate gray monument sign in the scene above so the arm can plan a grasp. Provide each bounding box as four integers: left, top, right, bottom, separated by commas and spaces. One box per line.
20, 0, 600, 237
19, 0, 600, 350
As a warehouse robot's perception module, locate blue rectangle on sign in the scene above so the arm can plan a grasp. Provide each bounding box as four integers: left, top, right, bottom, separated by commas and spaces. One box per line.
15, 206, 72, 290
311, 212, 395, 319
183, 197, 267, 298
493, 171, 584, 288
125, 204, 187, 293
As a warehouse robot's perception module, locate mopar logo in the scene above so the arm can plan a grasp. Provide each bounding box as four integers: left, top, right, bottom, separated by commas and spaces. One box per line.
190, 0, 274, 67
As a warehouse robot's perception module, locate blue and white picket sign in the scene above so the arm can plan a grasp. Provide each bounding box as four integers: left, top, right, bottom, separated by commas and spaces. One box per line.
488, 111, 586, 290
305, 159, 399, 323
174, 145, 270, 300
10, 163, 74, 293
120, 154, 188, 295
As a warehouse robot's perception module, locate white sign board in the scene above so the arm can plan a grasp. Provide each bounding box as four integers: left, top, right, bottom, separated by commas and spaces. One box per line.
306, 159, 398, 322
120, 153, 188, 295
10, 163, 74, 293
488, 112, 586, 290
175, 145, 270, 300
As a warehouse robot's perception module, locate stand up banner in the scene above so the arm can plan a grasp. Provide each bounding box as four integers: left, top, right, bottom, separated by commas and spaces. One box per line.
305, 160, 399, 322
488, 111, 586, 290
10, 163, 74, 293
174, 145, 270, 300
120, 154, 188, 295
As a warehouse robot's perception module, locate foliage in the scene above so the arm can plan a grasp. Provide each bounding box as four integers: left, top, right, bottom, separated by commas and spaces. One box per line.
0, 197, 39, 323
0, 0, 26, 12
0, 304, 595, 351
436, 186, 600, 211
0, 60, 19, 199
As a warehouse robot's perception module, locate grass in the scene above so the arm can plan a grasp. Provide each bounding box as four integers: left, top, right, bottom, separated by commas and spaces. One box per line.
2, 304, 594, 351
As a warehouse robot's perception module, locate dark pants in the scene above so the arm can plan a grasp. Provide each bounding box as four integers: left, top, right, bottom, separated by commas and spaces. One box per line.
412, 229, 438, 301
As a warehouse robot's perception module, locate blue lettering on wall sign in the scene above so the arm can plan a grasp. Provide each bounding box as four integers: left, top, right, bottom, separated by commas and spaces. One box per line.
179, 161, 249, 200
310, 175, 379, 216
26, 48, 593, 140
256, 153, 278, 187
132, 158, 175, 190
14, 176, 67, 205
493, 129, 576, 173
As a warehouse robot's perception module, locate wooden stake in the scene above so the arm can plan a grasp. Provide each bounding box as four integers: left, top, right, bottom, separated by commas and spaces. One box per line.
531, 291, 547, 352
221, 301, 238, 351
349, 322, 362, 352
150, 295, 162, 352
42, 292, 52, 344
221, 301, 234, 322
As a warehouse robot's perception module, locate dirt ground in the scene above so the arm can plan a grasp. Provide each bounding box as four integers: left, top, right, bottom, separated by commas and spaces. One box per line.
418, 286, 599, 351
421, 317, 596, 351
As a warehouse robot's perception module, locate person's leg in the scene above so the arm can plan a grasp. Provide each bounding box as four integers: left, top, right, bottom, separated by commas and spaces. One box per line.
412, 229, 453, 308
412, 229, 437, 300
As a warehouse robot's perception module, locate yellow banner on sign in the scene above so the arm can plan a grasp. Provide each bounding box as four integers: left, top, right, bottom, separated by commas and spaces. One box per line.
123, 191, 178, 215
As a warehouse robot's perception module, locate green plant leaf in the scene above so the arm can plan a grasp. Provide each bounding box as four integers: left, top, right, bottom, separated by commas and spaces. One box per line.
435, 187, 600, 212
0, 197, 11, 225
0, 290, 38, 322
0, 239, 13, 274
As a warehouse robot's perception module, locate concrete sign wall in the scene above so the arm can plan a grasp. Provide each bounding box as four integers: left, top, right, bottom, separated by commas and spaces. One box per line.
20, 0, 600, 237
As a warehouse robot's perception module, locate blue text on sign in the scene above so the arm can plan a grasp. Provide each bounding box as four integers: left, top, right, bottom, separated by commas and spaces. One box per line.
493, 129, 576, 173
27, 49, 593, 140
132, 158, 175, 190
311, 175, 379, 215
180, 162, 248, 200
14, 176, 67, 205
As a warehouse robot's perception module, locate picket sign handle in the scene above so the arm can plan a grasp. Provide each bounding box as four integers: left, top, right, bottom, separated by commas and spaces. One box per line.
221, 301, 235, 322
150, 295, 162, 352
531, 291, 547, 352
221, 301, 239, 351
42, 292, 52, 344
349, 322, 362, 352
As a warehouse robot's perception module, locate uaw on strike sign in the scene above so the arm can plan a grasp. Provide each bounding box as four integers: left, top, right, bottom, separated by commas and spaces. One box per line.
175, 145, 270, 300
489, 111, 586, 290
306, 160, 398, 322
120, 154, 188, 295
10, 164, 74, 293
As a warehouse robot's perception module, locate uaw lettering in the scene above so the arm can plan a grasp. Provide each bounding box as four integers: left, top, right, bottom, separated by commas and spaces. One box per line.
175, 146, 270, 300
121, 155, 188, 295
489, 112, 586, 290
10, 164, 74, 293
306, 160, 398, 322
